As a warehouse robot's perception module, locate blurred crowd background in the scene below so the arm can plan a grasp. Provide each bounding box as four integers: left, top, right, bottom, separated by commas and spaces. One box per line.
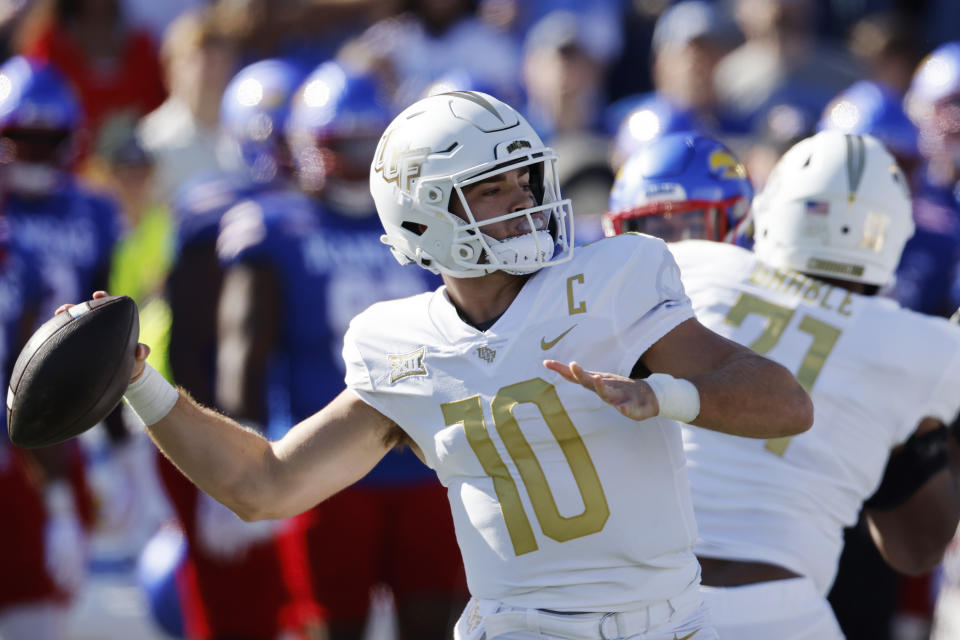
3, 0, 960, 639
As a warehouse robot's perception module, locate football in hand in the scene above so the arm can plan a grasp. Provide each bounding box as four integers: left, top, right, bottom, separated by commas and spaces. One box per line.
7, 295, 139, 449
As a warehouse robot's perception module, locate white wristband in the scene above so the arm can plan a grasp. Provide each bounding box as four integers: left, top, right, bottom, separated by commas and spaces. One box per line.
644, 373, 700, 423
123, 363, 179, 426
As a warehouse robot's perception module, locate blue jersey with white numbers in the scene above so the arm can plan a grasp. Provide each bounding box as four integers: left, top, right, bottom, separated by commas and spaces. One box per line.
4, 181, 122, 320
217, 187, 441, 483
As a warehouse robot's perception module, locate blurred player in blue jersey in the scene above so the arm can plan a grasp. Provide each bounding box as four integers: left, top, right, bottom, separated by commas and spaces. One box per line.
0, 56, 132, 636
882, 42, 960, 317
606, 130, 960, 639
167, 172, 265, 406
0, 222, 96, 640
0, 56, 122, 319
214, 59, 466, 639
157, 57, 325, 640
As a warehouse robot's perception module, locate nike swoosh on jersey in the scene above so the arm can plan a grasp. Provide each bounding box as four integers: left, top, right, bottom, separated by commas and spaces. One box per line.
674, 630, 699, 640
540, 324, 577, 350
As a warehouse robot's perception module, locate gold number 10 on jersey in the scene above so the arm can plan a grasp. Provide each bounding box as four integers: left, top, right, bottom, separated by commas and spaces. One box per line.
724, 292, 842, 455
442, 378, 610, 556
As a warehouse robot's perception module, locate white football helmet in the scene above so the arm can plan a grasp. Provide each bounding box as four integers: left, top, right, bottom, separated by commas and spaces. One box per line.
369, 91, 574, 277
752, 130, 914, 286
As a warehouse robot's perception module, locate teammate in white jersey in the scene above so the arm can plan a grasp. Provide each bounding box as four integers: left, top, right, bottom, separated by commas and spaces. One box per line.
64, 92, 813, 640
605, 130, 960, 639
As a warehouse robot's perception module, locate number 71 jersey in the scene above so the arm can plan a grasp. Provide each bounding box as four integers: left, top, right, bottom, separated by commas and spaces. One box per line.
343, 234, 701, 611
670, 239, 960, 594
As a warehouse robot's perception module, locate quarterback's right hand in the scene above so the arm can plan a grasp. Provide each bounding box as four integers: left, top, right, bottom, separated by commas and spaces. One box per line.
543, 360, 660, 421
55, 290, 151, 383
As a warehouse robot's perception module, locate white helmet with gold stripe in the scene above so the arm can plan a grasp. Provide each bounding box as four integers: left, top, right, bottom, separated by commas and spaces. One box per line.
752, 130, 914, 286
369, 91, 574, 278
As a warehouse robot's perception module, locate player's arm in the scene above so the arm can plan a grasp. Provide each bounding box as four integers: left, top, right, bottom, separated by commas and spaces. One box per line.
135, 346, 396, 520
546, 317, 813, 438
863, 417, 960, 575
215, 262, 282, 426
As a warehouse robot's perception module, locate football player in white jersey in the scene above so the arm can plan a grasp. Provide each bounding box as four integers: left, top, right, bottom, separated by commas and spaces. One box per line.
64, 91, 813, 640
605, 130, 960, 639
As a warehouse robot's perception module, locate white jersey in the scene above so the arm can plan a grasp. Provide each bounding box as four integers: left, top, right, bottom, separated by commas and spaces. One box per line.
343, 234, 699, 611
670, 240, 960, 594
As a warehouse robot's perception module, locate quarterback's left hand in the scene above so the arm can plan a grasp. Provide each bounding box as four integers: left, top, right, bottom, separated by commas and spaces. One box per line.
543, 360, 659, 421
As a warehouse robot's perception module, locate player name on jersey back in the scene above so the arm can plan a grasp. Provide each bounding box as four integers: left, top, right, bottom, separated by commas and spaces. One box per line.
671, 239, 960, 594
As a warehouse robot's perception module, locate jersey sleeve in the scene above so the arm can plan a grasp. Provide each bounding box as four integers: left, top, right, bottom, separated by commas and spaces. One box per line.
612, 237, 695, 376
341, 316, 413, 429
342, 323, 373, 393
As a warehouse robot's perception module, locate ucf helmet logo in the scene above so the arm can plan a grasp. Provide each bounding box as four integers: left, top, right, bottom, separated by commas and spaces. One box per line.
373, 129, 429, 193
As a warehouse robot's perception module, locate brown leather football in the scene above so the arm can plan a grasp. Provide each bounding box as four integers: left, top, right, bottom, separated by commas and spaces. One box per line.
7, 295, 139, 449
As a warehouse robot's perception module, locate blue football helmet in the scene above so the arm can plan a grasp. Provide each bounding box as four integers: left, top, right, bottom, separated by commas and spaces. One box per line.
285, 61, 391, 213
818, 80, 918, 161
0, 56, 83, 193
905, 41, 960, 160
605, 132, 753, 242
220, 58, 306, 183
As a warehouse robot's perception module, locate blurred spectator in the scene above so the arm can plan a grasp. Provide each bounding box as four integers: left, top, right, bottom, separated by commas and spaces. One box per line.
137, 6, 238, 201
521, 9, 613, 140
606, 0, 743, 171
123, 0, 205, 42
478, 0, 622, 57
518, 9, 621, 242
22, 0, 167, 159
91, 115, 173, 306
218, 0, 388, 70
0, 0, 37, 61
847, 11, 924, 96
922, 0, 960, 51
714, 0, 862, 138
344, 0, 520, 112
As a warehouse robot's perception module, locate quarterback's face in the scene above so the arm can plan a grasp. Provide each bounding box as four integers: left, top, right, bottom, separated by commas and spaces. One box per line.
452, 167, 545, 240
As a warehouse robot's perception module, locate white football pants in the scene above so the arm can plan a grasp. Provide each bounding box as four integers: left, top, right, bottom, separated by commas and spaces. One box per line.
454, 585, 718, 640
700, 576, 845, 640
